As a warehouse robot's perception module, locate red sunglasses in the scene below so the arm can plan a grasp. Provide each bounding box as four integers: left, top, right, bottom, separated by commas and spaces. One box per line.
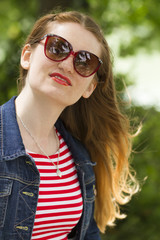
34, 34, 103, 78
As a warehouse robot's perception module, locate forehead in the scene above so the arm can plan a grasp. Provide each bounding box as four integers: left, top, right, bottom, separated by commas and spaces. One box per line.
46, 21, 101, 57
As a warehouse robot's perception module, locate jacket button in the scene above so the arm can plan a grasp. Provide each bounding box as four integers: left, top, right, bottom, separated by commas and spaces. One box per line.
22, 191, 34, 197
16, 226, 28, 231
93, 185, 97, 196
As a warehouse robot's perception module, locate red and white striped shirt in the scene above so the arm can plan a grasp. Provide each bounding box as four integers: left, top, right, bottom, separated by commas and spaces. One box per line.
28, 131, 83, 240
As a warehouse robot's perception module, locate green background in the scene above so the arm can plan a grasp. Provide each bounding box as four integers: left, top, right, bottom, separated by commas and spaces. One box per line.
0, 0, 159, 239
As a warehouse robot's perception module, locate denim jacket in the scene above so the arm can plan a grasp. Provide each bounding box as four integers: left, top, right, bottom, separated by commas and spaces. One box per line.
0, 97, 101, 240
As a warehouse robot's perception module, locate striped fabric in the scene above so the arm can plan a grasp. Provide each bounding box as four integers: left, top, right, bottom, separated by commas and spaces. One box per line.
28, 131, 83, 240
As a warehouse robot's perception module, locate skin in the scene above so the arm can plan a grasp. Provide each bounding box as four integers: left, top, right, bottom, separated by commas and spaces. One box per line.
15, 22, 101, 155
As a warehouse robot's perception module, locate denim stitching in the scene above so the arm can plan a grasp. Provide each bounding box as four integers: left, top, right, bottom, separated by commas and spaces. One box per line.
0, 179, 12, 228
16, 230, 24, 240
0, 151, 26, 161
0, 196, 9, 227
76, 161, 96, 167
19, 184, 36, 212
85, 177, 95, 185
0, 106, 4, 157
14, 179, 39, 240
85, 197, 95, 202
25, 156, 40, 176
0, 176, 39, 186
0, 179, 13, 227
85, 178, 95, 202
0, 191, 11, 196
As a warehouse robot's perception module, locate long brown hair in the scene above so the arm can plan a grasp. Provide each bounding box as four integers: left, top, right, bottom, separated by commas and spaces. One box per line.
19, 11, 139, 233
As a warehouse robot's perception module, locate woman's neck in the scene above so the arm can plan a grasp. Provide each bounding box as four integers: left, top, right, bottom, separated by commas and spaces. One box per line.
15, 89, 65, 139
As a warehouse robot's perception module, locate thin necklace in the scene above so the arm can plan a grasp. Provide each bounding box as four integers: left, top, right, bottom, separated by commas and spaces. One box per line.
17, 114, 62, 178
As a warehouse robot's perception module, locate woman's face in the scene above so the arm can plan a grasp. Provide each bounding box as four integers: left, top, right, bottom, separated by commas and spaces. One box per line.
21, 21, 101, 107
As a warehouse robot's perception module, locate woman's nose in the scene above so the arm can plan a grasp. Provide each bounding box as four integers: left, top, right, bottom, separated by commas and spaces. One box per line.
58, 55, 75, 74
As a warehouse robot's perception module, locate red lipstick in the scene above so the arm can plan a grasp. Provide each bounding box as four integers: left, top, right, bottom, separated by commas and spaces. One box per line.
49, 73, 72, 86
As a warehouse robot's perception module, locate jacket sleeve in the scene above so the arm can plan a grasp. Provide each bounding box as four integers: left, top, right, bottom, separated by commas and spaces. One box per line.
84, 203, 101, 240
84, 219, 101, 240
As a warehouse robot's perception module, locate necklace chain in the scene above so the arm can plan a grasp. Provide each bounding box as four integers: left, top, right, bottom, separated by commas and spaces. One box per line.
17, 114, 62, 178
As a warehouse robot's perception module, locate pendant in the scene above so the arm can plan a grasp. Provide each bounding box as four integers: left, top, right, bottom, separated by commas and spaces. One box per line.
56, 168, 62, 178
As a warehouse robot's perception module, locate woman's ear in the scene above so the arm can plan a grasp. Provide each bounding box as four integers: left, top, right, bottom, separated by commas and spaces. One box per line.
20, 44, 32, 70
82, 80, 97, 99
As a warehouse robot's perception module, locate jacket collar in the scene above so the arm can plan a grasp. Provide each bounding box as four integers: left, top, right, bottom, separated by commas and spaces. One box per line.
0, 97, 94, 166
0, 96, 25, 160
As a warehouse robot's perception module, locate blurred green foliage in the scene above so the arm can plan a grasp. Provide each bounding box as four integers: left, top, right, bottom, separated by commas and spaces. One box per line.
101, 106, 160, 240
0, 0, 38, 102
87, 0, 160, 55
0, 0, 159, 239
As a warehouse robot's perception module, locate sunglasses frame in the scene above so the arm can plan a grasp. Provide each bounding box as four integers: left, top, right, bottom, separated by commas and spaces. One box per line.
36, 34, 103, 78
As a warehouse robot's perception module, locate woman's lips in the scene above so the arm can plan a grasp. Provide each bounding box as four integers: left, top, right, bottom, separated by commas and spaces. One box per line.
49, 73, 72, 86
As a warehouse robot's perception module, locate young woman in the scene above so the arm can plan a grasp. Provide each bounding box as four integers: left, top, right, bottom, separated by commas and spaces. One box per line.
0, 10, 139, 240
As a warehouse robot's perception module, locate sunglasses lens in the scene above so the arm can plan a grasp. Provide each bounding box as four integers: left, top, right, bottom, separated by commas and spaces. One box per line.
45, 36, 71, 61
43, 35, 102, 77
74, 51, 100, 77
